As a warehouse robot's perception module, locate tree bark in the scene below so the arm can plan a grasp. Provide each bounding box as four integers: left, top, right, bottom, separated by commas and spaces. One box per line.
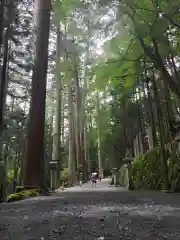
96, 91, 102, 172
52, 25, 62, 188
0, 1, 12, 200
0, 0, 12, 134
146, 80, 157, 146
74, 66, 81, 171
23, 0, 51, 188
0, 0, 5, 50
68, 85, 76, 186
152, 73, 169, 189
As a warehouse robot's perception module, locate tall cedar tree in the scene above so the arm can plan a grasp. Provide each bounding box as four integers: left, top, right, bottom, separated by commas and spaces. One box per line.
23, 0, 51, 188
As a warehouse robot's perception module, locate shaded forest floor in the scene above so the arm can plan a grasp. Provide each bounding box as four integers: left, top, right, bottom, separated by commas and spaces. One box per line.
1, 179, 180, 239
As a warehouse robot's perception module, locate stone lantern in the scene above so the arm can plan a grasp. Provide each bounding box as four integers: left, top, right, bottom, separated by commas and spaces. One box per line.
49, 160, 58, 190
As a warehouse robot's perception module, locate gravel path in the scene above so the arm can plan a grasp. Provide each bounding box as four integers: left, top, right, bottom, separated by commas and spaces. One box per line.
1, 179, 180, 239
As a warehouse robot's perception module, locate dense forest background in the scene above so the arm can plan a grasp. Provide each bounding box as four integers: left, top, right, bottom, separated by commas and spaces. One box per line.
0, 0, 180, 201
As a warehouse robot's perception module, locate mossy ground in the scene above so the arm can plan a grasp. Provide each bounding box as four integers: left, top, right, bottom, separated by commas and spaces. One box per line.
6, 188, 41, 203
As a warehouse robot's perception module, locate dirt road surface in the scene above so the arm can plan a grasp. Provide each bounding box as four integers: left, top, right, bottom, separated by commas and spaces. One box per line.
1, 178, 180, 239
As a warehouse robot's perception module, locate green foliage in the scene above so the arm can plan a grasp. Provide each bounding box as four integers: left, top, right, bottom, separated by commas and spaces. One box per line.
7, 168, 20, 183
60, 168, 69, 184
167, 143, 180, 191
54, 0, 76, 21
131, 143, 180, 191
131, 148, 164, 189
94, 0, 180, 98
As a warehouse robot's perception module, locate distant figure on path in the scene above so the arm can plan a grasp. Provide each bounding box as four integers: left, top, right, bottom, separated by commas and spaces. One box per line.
91, 172, 97, 188
79, 172, 83, 186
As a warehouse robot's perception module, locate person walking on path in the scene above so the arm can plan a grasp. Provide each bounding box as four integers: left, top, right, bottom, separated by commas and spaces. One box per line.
91, 172, 97, 188
79, 172, 83, 186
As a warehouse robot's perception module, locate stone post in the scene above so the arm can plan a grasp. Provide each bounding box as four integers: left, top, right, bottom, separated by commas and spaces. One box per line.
49, 160, 58, 191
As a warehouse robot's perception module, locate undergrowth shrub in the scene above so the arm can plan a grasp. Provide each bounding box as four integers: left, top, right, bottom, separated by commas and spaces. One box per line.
60, 168, 68, 185
130, 142, 180, 191
7, 168, 21, 183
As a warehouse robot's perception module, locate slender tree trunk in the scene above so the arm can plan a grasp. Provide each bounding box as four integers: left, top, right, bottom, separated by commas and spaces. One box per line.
121, 99, 129, 155
96, 91, 102, 172
0, 0, 5, 50
136, 86, 145, 153
161, 79, 173, 142
61, 93, 65, 145
0, 22, 10, 133
19, 135, 25, 186
83, 124, 89, 179
74, 67, 81, 171
13, 148, 19, 193
23, 0, 51, 188
146, 80, 157, 146
68, 85, 75, 185
152, 73, 169, 189
72, 100, 77, 181
81, 22, 90, 180
52, 25, 62, 188
0, 2, 12, 200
